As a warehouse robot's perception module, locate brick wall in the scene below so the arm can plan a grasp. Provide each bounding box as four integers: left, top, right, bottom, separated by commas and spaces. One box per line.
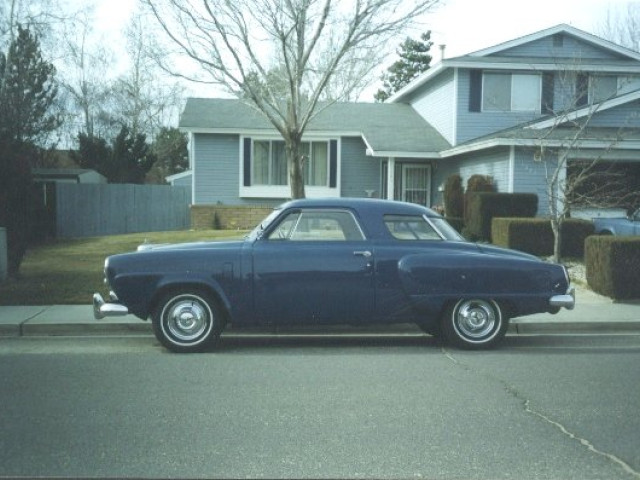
191, 205, 274, 230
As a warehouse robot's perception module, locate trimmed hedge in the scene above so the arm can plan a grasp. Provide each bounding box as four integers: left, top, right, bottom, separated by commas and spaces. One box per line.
585, 236, 640, 299
463, 193, 538, 241
492, 218, 595, 257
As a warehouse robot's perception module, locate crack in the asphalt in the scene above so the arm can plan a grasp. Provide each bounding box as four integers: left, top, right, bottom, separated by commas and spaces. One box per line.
441, 347, 640, 479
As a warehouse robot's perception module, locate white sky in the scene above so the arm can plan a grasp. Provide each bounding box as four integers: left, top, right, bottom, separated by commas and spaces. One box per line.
420, 0, 628, 59
89, 0, 633, 98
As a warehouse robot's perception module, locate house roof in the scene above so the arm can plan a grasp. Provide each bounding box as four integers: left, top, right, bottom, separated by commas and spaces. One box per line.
179, 98, 451, 157
389, 24, 640, 103
468, 24, 640, 61
444, 121, 640, 158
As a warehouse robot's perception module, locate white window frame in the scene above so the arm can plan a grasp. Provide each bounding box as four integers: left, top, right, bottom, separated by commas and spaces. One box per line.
239, 136, 340, 199
482, 72, 542, 113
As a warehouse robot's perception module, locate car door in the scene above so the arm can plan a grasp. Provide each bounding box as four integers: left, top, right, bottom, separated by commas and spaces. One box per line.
251, 208, 374, 326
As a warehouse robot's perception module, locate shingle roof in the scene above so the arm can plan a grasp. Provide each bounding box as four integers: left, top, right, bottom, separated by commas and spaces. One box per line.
179, 98, 451, 155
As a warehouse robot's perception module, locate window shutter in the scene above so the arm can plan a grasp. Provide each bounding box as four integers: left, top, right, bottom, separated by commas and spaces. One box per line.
329, 140, 338, 188
243, 138, 251, 187
576, 73, 589, 107
542, 72, 554, 114
469, 70, 482, 112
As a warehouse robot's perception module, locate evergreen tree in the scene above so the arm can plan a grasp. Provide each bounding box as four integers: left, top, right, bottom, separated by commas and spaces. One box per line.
108, 126, 156, 184
374, 31, 433, 102
146, 127, 188, 184
0, 25, 59, 277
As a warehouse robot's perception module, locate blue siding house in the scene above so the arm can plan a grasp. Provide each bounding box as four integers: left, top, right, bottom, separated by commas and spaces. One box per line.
179, 24, 640, 216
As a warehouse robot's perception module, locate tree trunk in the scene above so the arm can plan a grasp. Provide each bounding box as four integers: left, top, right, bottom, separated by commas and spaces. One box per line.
286, 137, 306, 199
551, 217, 562, 264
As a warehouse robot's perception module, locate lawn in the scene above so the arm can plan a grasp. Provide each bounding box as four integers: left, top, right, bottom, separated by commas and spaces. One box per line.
0, 230, 247, 306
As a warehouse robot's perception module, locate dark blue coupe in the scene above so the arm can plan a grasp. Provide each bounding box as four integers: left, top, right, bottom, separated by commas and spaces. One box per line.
94, 198, 574, 352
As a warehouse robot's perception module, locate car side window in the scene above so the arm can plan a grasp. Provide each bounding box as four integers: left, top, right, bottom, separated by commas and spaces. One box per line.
267, 210, 365, 241
384, 215, 442, 241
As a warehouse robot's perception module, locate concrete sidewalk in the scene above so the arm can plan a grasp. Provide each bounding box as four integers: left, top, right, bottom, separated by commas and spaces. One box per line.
0, 286, 639, 338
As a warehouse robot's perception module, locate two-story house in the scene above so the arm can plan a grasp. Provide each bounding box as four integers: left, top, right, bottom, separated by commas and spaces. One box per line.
179, 24, 640, 218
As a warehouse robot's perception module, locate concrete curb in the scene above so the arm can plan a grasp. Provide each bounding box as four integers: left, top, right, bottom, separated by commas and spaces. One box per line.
1, 297, 640, 338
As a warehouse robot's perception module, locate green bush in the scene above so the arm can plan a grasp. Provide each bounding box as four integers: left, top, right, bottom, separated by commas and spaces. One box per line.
464, 193, 538, 242
492, 218, 595, 257
463, 175, 495, 227
585, 236, 640, 299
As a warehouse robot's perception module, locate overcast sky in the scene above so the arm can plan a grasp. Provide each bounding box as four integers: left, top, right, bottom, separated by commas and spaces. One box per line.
420, 0, 627, 59
91, 0, 631, 98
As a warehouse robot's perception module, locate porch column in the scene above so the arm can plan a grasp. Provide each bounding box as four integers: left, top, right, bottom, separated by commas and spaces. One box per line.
387, 157, 395, 200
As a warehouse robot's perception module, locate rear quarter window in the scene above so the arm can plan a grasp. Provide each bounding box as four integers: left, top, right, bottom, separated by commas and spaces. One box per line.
384, 214, 442, 241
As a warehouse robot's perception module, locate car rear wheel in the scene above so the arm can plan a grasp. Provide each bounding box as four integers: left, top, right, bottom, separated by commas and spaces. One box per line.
442, 298, 507, 349
152, 290, 222, 353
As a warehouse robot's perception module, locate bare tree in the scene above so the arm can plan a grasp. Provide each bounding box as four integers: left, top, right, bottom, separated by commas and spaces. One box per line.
598, 2, 640, 52
57, 7, 115, 140
142, 0, 442, 198
111, 13, 185, 140
529, 68, 637, 262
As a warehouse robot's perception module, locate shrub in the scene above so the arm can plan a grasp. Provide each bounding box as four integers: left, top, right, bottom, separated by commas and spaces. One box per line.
585, 236, 640, 299
492, 218, 594, 257
443, 174, 464, 219
464, 193, 538, 242
463, 175, 495, 226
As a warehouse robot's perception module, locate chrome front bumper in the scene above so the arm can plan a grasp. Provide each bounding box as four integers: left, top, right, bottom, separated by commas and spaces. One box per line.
549, 287, 575, 310
93, 293, 129, 320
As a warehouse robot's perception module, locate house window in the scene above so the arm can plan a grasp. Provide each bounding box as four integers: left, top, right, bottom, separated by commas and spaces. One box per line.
588, 74, 640, 103
618, 75, 640, 95
482, 73, 541, 112
589, 75, 618, 103
302, 141, 329, 186
252, 140, 287, 186
242, 137, 338, 198
251, 140, 329, 187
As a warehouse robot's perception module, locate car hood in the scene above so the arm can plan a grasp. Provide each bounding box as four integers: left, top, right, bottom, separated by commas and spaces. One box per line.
136, 240, 246, 252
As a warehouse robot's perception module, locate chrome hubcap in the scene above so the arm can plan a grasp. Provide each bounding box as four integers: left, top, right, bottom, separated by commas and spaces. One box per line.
165, 297, 210, 342
454, 300, 498, 340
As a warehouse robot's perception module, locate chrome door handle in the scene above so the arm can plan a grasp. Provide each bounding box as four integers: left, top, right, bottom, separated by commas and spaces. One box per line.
353, 250, 372, 258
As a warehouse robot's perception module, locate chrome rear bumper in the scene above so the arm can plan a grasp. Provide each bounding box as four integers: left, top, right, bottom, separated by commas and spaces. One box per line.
550, 287, 575, 310
93, 293, 129, 320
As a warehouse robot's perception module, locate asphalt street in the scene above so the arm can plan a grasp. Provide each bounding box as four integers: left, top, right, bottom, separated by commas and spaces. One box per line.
0, 334, 639, 479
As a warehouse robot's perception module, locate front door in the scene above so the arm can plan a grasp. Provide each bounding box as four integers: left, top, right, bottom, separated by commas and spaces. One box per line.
402, 164, 431, 206
252, 208, 374, 325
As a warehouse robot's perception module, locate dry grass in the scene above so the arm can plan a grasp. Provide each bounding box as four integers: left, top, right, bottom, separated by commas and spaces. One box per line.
0, 230, 247, 305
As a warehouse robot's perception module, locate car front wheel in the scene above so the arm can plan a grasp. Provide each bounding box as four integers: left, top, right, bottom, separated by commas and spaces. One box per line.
152, 290, 222, 353
442, 298, 507, 349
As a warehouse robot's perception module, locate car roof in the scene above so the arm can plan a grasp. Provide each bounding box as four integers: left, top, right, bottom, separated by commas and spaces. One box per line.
279, 197, 441, 218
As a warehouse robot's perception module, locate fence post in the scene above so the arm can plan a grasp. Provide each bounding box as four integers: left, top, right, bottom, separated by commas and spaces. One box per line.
0, 227, 7, 282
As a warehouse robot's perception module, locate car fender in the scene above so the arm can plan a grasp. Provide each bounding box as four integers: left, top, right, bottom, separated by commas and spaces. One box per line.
396, 251, 551, 315
114, 272, 233, 320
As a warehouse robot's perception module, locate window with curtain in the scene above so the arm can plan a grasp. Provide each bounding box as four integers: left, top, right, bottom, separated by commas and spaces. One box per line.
482, 72, 541, 112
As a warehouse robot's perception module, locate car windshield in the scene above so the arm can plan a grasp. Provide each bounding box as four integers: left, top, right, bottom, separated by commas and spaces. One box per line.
431, 217, 465, 241
247, 208, 282, 240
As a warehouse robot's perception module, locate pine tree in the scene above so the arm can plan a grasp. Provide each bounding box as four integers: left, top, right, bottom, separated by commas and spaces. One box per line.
0, 25, 60, 277
374, 31, 433, 102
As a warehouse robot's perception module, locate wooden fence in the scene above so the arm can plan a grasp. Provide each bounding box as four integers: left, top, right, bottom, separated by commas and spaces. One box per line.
55, 184, 192, 238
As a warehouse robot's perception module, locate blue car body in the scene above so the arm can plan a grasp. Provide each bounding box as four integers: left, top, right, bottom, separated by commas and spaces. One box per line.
94, 198, 574, 351
593, 208, 640, 236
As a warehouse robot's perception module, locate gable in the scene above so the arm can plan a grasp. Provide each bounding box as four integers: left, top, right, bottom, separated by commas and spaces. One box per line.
470, 24, 640, 62
492, 33, 632, 62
